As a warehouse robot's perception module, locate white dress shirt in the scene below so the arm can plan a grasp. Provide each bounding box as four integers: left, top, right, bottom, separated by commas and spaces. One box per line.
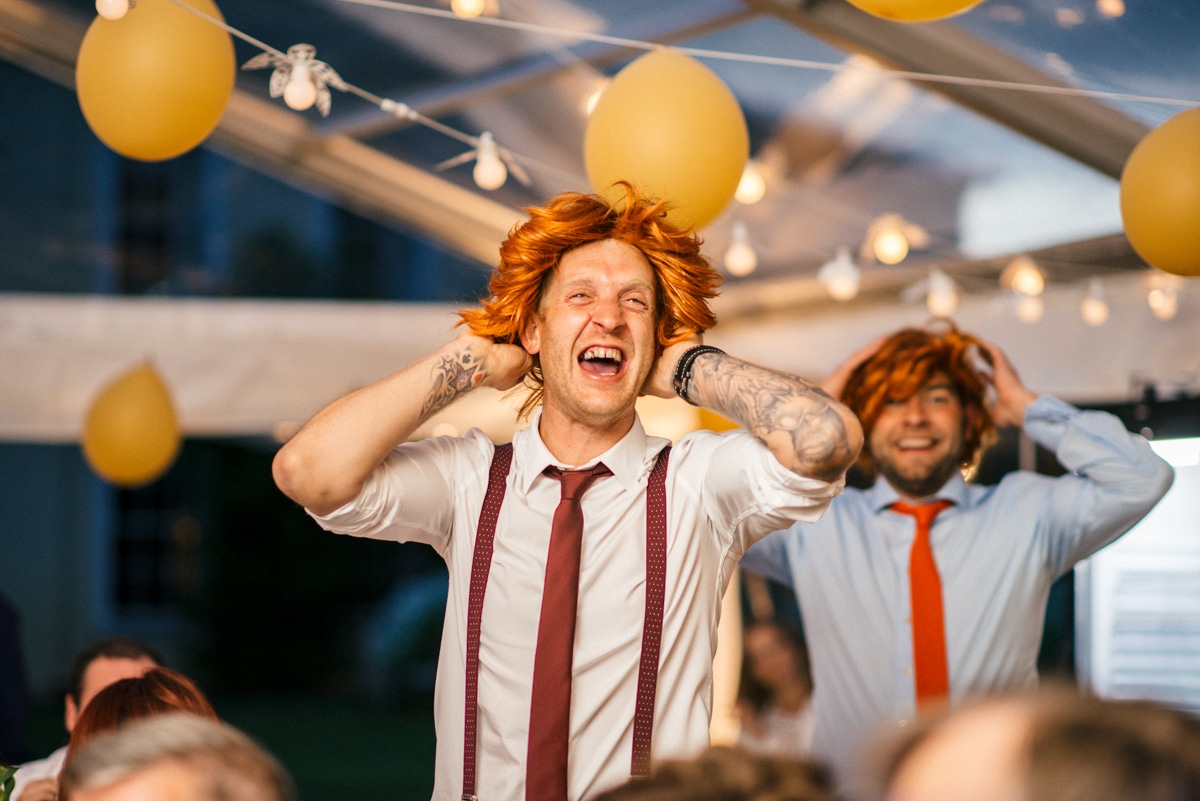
10, 746, 66, 799
312, 411, 842, 801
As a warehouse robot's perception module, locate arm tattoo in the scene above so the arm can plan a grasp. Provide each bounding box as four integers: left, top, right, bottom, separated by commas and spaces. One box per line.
691, 354, 855, 482
421, 348, 486, 420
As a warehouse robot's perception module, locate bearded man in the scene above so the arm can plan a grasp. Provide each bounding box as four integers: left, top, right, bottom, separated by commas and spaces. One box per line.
740, 323, 1173, 799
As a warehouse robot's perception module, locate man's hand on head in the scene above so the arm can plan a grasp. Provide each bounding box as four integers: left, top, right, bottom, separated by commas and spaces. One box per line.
979, 340, 1037, 429
456, 330, 533, 393
641, 337, 702, 399
821, 334, 889, 398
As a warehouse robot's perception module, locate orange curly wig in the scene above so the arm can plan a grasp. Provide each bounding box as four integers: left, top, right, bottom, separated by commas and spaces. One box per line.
841, 323, 997, 477
458, 183, 722, 416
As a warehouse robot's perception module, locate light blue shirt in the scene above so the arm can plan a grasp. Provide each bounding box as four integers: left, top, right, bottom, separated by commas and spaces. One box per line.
740, 395, 1174, 789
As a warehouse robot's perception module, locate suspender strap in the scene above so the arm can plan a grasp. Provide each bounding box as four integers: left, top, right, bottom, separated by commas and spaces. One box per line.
631, 445, 670, 778
462, 443, 671, 798
462, 442, 512, 801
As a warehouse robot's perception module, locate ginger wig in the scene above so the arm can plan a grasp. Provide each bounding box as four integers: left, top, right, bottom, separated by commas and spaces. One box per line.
841, 323, 996, 477
458, 183, 721, 416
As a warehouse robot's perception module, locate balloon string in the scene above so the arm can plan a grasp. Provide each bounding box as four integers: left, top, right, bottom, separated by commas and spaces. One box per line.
337, 0, 1199, 109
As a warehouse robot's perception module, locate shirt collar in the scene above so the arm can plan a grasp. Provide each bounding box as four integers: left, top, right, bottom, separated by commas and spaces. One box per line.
511, 409, 655, 496
865, 470, 970, 513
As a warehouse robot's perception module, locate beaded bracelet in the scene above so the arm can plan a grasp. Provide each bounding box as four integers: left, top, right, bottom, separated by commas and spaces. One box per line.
671, 345, 725, 406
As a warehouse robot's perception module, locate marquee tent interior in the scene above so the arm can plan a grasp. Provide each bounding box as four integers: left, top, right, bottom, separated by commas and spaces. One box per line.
1, 0, 1198, 444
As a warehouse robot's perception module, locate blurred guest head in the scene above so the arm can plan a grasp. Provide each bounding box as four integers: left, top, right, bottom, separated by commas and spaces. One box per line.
592, 745, 835, 801
66, 668, 217, 762
882, 687, 1200, 801
65, 637, 163, 732
61, 713, 295, 801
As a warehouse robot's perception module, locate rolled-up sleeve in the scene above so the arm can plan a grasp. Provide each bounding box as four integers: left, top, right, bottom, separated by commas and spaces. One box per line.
307, 429, 492, 553
683, 429, 844, 555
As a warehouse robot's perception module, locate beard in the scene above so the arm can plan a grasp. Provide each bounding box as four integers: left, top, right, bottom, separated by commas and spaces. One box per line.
877, 449, 962, 499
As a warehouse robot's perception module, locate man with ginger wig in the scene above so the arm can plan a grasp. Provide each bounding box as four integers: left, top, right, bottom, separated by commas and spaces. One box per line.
272, 184, 862, 801
740, 322, 1173, 799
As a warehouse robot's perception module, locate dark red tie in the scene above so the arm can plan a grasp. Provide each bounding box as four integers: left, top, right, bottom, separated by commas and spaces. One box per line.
890, 499, 954, 706
526, 463, 612, 801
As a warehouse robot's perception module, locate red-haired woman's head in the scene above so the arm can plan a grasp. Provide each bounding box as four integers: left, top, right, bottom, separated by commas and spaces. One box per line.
458, 183, 721, 417
841, 323, 996, 477
66, 667, 218, 762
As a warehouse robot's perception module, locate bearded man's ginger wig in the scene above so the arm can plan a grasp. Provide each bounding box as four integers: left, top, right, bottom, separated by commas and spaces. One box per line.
458, 183, 722, 417
841, 324, 997, 477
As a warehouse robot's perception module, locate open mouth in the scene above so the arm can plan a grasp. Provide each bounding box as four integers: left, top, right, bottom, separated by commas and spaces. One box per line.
895, 437, 937, 451
579, 345, 624, 377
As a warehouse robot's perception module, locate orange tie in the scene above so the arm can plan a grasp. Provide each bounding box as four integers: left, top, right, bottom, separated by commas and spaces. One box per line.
890, 499, 954, 705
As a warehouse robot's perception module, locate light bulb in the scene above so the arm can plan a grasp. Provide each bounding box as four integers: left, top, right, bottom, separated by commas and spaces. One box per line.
724, 222, 757, 277
926, 269, 958, 317
1081, 279, 1109, 326
451, 0, 488, 16
96, 0, 130, 19
1096, 0, 1124, 18
818, 246, 861, 302
1015, 294, 1044, 324
1148, 287, 1178, 321
1002, 255, 1045, 296
873, 226, 909, 265
283, 63, 317, 111
735, 162, 767, 205
473, 133, 508, 191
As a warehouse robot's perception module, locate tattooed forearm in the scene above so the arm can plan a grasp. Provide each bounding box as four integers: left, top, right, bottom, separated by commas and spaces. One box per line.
689, 354, 859, 482
422, 348, 486, 420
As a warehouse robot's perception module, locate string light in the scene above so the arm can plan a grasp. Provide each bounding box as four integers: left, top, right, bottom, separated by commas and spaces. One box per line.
284, 61, 318, 111
160, 0, 1198, 216
96, 0, 132, 20
723, 221, 758, 277
1001, 255, 1045, 296
817, 246, 861, 301
926, 269, 958, 317
1096, 0, 1125, 18
450, 0, 487, 18
1147, 272, 1183, 321
734, 161, 767, 205
242, 44, 344, 117
1081, 279, 1110, 326
472, 132, 508, 190
862, 214, 929, 266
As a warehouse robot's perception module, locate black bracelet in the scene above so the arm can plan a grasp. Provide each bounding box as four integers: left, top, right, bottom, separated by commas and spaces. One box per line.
671, 345, 725, 406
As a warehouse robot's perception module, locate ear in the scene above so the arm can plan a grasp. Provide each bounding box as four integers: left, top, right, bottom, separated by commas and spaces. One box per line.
520, 313, 542, 355
65, 694, 79, 732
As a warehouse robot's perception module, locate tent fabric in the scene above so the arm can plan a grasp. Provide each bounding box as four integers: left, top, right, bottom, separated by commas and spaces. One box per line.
1, 275, 1195, 443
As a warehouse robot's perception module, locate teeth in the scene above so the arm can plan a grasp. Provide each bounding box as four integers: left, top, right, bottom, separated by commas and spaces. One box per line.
897, 438, 934, 448
582, 347, 622, 362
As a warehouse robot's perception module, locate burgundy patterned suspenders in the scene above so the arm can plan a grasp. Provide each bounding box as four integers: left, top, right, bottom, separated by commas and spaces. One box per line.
461, 443, 671, 800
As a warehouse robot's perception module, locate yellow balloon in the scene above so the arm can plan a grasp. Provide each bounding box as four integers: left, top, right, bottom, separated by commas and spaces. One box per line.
82, 364, 181, 487
75, 0, 235, 161
585, 50, 748, 231
844, 0, 985, 22
1120, 107, 1200, 277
